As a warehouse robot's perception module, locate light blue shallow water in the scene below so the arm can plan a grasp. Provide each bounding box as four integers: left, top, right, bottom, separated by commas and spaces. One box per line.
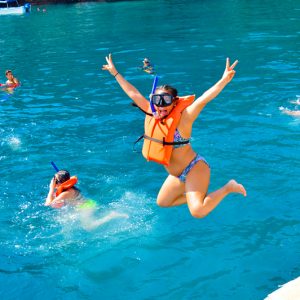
0, 0, 299, 299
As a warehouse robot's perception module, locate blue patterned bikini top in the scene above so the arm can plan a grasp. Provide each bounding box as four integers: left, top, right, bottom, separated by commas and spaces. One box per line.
173, 129, 190, 148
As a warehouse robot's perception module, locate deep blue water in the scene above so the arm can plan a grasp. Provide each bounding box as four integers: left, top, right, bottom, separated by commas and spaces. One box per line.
0, 0, 299, 299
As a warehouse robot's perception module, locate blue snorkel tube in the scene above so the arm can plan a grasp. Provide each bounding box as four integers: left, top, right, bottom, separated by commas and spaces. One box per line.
51, 161, 59, 172
150, 76, 158, 117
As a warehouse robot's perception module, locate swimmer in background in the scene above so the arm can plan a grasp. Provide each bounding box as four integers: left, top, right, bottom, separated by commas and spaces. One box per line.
140, 58, 155, 74
0, 70, 20, 88
290, 97, 300, 105
280, 108, 300, 117
45, 170, 128, 230
1, 70, 19, 96
280, 97, 300, 117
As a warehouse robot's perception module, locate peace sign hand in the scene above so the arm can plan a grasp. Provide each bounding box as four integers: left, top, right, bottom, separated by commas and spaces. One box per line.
102, 53, 118, 76
221, 58, 238, 84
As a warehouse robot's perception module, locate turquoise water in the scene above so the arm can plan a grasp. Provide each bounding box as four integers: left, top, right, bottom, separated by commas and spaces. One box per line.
1, 0, 299, 299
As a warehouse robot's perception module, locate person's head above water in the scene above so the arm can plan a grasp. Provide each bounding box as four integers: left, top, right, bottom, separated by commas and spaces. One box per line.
5, 70, 13, 79
143, 58, 151, 65
54, 170, 70, 185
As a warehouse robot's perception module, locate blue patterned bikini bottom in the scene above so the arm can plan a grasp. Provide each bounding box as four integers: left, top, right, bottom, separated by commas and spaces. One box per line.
178, 154, 210, 182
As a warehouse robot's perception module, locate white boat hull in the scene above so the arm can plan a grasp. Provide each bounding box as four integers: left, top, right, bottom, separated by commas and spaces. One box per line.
0, 6, 25, 15
265, 277, 300, 300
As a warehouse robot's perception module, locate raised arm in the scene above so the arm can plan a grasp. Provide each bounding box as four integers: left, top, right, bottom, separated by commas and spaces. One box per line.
45, 177, 65, 208
45, 177, 56, 206
13, 77, 20, 86
184, 58, 238, 123
102, 54, 150, 112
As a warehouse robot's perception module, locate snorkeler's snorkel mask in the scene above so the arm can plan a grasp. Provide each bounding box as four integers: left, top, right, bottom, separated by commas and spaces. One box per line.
150, 93, 174, 107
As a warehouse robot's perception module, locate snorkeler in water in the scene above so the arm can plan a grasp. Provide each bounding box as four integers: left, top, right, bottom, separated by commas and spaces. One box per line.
0, 70, 20, 88
280, 108, 300, 117
140, 58, 155, 74
102, 54, 246, 219
45, 169, 128, 229
280, 97, 300, 117
45, 170, 81, 208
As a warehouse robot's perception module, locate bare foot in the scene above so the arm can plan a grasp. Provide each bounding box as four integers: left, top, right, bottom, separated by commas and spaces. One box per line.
226, 179, 247, 196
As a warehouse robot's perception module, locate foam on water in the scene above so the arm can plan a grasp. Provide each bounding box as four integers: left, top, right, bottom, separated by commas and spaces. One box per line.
7, 136, 22, 150
6, 190, 155, 261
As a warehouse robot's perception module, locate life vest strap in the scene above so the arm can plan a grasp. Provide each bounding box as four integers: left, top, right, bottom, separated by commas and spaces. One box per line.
133, 134, 145, 152
163, 139, 190, 146
144, 134, 164, 145
144, 135, 190, 146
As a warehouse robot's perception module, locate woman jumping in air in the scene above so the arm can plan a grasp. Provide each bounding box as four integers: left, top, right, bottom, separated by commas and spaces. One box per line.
102, 54, 246, 218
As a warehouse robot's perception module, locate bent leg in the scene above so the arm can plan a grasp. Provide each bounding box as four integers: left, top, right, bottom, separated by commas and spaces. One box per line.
156, 174, 186, 207
185, 162, 246, 218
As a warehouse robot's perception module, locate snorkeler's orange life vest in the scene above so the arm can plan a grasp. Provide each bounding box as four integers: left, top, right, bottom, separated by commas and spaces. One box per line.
56, 176, 78, 197
6, 81, 19, 88
0, 83, 19, 88
9, 83, 19, 88
142, 95, 195, 166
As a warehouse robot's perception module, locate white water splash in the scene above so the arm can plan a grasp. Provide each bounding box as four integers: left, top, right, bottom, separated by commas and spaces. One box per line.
7, 136, 22, 150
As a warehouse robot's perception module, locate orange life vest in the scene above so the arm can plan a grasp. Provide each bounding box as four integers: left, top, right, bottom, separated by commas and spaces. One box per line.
142, 95, 195, 166
56, 176, 78, 197
5, 81, 19, 88
9, 83, 19, 88
0, 83, 19, 88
